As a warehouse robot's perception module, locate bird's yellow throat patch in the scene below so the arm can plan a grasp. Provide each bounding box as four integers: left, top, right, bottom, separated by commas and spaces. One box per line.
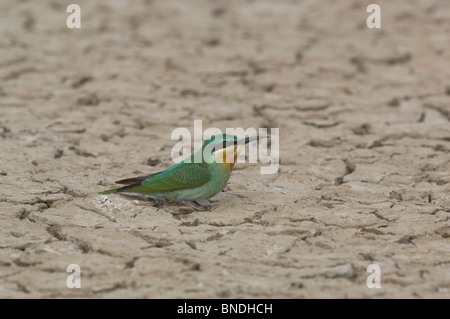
214, 145, 244, 170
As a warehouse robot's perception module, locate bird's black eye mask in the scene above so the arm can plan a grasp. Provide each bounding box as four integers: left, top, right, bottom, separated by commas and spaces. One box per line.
209, 138, 238, 154
221, 140, 238, 148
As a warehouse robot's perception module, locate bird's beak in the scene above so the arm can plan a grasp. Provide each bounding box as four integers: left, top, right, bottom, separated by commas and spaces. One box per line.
237, 136, 271, 146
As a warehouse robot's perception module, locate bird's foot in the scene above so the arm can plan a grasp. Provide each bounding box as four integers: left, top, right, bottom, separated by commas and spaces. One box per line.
196, 199, 213, 210
181, 199, 212, 211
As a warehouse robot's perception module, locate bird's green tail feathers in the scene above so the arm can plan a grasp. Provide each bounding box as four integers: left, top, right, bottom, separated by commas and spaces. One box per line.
99, 185, 153, 195
98, 188, 118, 195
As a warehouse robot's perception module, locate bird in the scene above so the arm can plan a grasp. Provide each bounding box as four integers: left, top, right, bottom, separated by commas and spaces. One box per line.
99, 134, 270, 210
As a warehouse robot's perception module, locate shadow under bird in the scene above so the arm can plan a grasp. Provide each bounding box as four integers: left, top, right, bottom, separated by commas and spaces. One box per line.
99, 134, 270, 210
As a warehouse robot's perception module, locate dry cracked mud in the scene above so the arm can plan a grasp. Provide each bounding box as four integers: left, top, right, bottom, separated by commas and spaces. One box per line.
0, 0, 449, 298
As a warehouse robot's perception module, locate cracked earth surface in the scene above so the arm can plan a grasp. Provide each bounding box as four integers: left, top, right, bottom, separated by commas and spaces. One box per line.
0, 0, 449, 298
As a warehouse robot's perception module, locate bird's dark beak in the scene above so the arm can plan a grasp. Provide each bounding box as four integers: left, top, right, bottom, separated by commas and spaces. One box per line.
237, 136, 271, 146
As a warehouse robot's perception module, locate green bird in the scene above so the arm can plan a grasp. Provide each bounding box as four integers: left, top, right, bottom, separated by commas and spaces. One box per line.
99, 134, 269, 210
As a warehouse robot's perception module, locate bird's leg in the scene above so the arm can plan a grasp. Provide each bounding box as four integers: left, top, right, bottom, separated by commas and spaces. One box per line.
195, 199, 212, 210
181, 199, 211, 211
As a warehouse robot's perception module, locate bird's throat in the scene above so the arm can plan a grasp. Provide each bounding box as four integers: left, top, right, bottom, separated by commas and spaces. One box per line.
214, 145, 243, 170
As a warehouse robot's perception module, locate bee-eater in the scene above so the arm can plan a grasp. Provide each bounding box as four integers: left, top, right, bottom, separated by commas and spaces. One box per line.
99, 134, 269, 210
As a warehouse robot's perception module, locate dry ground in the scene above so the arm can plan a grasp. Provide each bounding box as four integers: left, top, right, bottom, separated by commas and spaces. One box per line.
0, 0, 449, 298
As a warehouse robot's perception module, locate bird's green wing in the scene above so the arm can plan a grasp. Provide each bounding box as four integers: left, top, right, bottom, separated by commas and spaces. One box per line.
142, 163, 211, 191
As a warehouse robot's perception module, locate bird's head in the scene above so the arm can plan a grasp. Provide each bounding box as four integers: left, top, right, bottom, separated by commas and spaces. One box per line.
202, 133, 270, 168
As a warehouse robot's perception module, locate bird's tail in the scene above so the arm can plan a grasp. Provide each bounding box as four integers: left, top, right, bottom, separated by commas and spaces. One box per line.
99, 188, 119, 195
99, 184, 152, 195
